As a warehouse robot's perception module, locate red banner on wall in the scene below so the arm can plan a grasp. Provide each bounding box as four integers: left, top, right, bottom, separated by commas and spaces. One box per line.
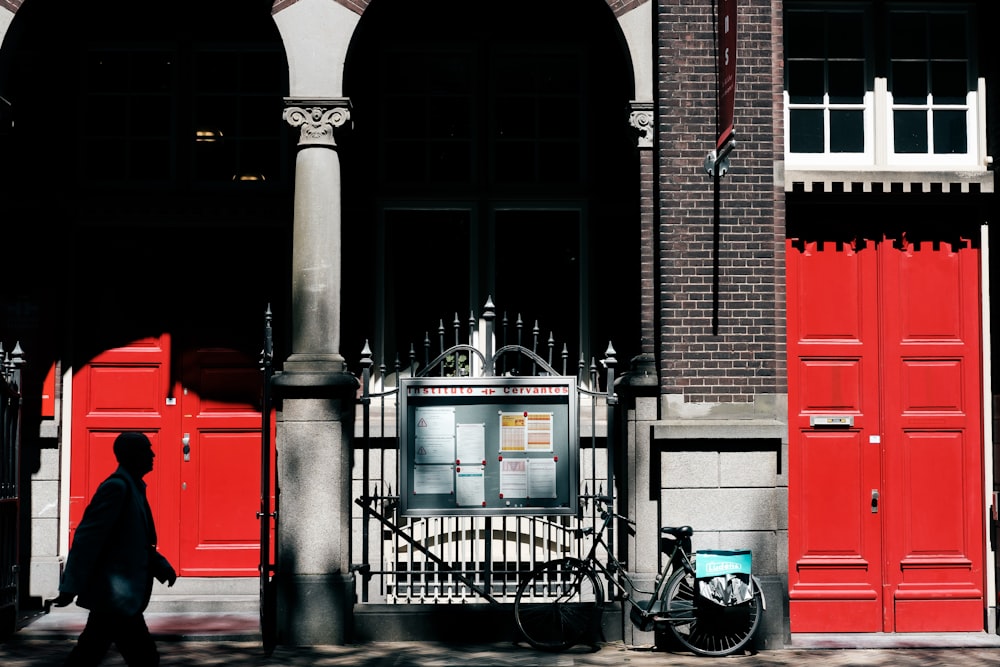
717, 0, 737, 150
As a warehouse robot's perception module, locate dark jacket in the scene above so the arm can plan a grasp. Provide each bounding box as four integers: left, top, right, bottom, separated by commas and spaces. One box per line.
60, 466, 172, 616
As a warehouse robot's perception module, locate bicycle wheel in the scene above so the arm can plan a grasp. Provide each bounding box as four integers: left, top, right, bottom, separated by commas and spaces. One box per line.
514, 557, 604, 651
662, 564, 762, 657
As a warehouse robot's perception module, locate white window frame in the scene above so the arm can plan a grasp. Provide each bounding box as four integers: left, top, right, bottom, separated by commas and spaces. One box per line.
884, 6, 979, 168
784, 89, 875, 168
785, 2, 988, 173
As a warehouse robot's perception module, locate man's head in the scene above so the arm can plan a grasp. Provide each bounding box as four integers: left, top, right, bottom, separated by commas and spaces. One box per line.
113, 431, 155, 477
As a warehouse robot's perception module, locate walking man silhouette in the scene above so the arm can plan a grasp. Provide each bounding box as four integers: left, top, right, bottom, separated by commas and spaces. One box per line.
53, 431, 177, 666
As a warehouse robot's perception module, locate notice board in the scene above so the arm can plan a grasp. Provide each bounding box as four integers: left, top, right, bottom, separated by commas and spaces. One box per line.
399, 376, 578, 517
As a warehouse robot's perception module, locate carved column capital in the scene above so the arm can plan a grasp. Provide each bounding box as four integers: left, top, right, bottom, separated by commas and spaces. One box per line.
283, 98, 352, 147
628, 101, 654, 149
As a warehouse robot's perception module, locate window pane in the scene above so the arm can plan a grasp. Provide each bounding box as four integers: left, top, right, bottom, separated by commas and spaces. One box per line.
132, 139, 172, 179
385, 210, 471, 358
890, 13, 927, 58
787, 61, 825, 104
240, 99, 279, 137
495, 98, 534, 138
132, 96, 171, 136
539, 142, 579, 184
428, 141, 472, 182
892, 61, 927, 103
894, 110, 928, 153
828, 61, 865, 104
384, 141, 425, 182
830, 110, 864, 153
427, 96, 472, 138
827, 13, 865, 58
84, 139, 127, 180
494, 142, 533, 183
930, 14, 967, 59
384, 97, 425, 138
786, 12, 825, 59
130, 52, 172, 93
195, 96, 236, 134
789, 109, 824, 153
933, 110, 967, 154
85, 96, 119, 136
196, 52, 238, 93
550, 97, 581, 138
194, 141, 230, 181
931, 61, 968, 104
241, 52, 286, 94
527, 54, 581, 94
493, 210, 579, 355
88, 52, 128, 93
238, 139, 280, 179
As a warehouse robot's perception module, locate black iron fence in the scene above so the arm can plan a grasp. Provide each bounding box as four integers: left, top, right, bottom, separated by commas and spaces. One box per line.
0, 343, 24, 635
350, 299, 620, 605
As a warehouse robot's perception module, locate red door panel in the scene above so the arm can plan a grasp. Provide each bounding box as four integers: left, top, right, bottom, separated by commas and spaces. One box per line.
178, 349, 263, 576
73, 340, 267, 577
787, 236, 882, 631
881, 235, 984, 631
71, 336, 180, 567
788, 228, 985, 633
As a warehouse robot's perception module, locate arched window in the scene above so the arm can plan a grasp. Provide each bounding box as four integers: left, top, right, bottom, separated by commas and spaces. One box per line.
344, 0, 639, 368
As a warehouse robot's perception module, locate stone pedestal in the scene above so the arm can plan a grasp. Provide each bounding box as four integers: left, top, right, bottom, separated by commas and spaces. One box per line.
274, 377, 357, 645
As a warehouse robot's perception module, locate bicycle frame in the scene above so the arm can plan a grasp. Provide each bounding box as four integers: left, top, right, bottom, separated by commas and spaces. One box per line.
514, 496, 762, 655
579, 497, 694, 629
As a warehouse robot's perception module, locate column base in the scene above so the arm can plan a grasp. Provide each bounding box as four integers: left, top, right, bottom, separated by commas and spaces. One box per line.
280, 353, 347, 374
276, 572, 354, 645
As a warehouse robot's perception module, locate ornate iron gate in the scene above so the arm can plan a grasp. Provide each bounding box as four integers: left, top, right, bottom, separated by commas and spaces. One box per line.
351, 299, 621, 605
0, 343, 24, 635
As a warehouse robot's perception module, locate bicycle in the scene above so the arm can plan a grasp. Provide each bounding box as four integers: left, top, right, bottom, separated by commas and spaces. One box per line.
513, 495, 764, 656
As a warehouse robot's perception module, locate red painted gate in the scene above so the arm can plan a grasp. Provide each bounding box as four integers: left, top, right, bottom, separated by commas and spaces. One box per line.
71, 337, 265, 576
788, 225, 985, 632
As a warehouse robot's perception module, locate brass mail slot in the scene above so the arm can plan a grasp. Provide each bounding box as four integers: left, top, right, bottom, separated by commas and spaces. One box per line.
809, 415, 854, 427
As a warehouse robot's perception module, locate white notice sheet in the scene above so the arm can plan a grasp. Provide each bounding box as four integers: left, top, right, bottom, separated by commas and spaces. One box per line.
413, 465, 455, 495
527, 458, 558, 499
414, 407, 456, 438
499, 458, 528, 498
414, 436, 455, 464
456, 465, 485, 506
456, 423, 486, 464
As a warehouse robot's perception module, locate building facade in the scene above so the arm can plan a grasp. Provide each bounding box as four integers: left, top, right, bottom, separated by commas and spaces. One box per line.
0, 0, 996, 647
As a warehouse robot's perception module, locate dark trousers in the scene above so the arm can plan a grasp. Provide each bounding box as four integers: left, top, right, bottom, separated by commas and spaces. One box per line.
65, 611, 159, 667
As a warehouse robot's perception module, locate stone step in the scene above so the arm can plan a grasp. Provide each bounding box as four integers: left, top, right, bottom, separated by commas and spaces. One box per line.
146, 594, 259, 614
146, 577, 259, 614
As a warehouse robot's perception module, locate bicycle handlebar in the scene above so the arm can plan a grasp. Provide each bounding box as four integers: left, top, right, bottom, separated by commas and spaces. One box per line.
579, 494, 636, 526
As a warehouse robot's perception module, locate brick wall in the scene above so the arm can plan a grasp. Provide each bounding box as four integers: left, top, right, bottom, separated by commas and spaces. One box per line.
656, 0, 783, 401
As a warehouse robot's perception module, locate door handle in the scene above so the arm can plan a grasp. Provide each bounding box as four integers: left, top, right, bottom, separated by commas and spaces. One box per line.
871, 489, 879, 514
183, 433, 191, 462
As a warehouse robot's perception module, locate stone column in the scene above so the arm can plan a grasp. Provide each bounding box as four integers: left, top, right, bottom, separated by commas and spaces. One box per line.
274, 98, 358, 645
623, 101, 658, 648
282, 99, 352, 376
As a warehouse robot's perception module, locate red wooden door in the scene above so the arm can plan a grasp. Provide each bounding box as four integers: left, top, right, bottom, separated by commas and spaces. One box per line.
880, 235, 984, 631
178, 349, 263, 576
70, 336, 180, 566
788, 229, 985, 632
72, 340, 265, 576
787, 236, 883, 631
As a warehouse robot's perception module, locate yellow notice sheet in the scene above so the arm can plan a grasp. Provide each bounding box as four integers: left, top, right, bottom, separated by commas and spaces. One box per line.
499, 411, 554, 453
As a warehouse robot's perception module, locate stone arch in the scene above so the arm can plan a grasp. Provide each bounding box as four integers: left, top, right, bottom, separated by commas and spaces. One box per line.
271, 0, 651, 102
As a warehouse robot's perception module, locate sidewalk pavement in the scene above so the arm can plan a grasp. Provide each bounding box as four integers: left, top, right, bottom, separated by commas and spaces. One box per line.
3, 609, 1000, 666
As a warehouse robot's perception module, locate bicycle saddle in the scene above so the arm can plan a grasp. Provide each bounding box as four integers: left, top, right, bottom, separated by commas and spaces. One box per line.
660, 525, 693, 538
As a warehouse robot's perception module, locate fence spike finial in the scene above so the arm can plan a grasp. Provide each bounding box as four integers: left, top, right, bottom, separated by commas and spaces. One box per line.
360, 340, 373, 372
